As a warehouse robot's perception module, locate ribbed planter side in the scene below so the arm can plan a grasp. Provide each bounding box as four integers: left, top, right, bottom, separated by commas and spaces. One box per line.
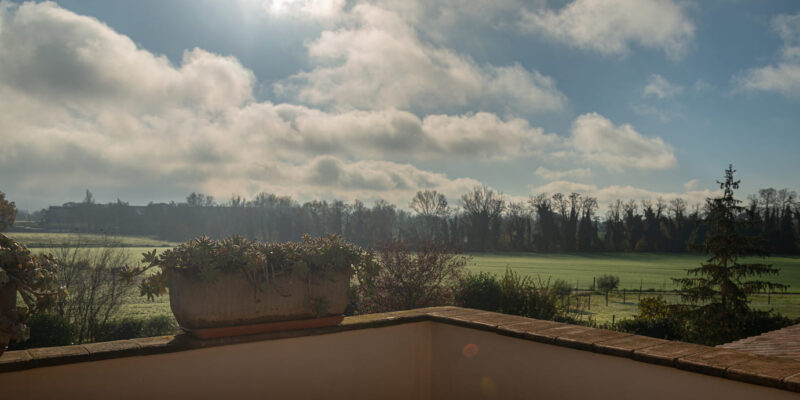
0, 282, 16, 356
167, 268, 351, 330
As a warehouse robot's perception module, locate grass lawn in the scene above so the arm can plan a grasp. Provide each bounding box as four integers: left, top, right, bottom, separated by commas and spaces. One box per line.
468, 252, 800, 292
7, 232, 177, 248
469, 252, 800, 324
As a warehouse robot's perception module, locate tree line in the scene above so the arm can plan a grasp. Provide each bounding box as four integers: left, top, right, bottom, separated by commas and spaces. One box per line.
26, 186, 800, 254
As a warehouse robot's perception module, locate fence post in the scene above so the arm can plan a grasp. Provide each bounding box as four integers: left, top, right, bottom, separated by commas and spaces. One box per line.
639, 279, 642, 302
623, 288, 626, 304
612, 314, 615, 328
588, 293, 591, 311
593, 277, 596, 291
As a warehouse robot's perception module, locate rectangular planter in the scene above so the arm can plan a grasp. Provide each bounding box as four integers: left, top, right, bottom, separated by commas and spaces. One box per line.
167, 268, 351, 332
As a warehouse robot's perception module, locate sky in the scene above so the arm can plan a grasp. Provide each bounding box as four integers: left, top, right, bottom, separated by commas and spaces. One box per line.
0, 0, 798, 211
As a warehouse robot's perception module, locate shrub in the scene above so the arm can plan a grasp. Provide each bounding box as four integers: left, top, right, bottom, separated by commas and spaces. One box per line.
596, 274, 620, 306
456, 272, 501, 311
48, 238, 139, 343
551, 279, 573, 297
353, 240, 467, 313
616, 317, 684, 341
1, 234, 63, 346
92, 317, 144, 342
93, 315, 177, 342
9, 313, 73, 349
457, 269, 565, 321
615, 297, 685, 340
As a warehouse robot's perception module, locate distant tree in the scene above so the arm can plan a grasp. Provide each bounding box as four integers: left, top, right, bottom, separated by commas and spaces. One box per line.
504, 202, 531, 251
674, 165, 788, 344
186, 192, 214, 207
82, 189, 95, 204
604, 200, 626, 251
460, 186, 505, 251
0, 192, 16, 232
576, 196, 599, 251
410, 190, 449, 218
530, 193, 558, 252
410, 190, 450, 243
596, 274, 620, 306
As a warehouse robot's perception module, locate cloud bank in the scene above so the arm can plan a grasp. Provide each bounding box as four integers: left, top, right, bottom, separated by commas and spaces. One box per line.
520, 0, 694, 59
0, 1, 687, 210
738, 13, 800, 98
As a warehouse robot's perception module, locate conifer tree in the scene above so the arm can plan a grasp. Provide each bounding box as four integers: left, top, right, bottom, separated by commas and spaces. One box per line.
674, 165, 787, 343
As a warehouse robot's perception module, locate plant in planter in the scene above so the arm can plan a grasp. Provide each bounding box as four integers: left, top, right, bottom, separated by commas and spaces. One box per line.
0, 234, 64, 354
128, 235, 375, 338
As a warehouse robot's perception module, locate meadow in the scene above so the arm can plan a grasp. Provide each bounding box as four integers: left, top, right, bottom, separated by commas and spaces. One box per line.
7, 233, 800, 325
8, 232, 177, 248
468, 252, 800, 323
77, 249, 800, 324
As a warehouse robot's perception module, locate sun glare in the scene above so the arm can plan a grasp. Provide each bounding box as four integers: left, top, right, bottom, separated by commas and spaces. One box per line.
262, 0, 344, 18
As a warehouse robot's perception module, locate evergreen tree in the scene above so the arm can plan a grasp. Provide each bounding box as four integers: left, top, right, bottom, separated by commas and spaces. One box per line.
674, 165, 787, 344
0, 191, 16, 232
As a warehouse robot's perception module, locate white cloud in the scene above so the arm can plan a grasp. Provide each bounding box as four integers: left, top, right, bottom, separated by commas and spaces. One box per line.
0, 3, 255, 114
259, 0, 345, 20
530, 180, 718, 209
0, 1, 686, 211
535, 167, 592, 181
234, 105, 560, 161
520, 0, 694, 59
737, 13, 800, 98
642, 74, 683, 99
570, 113, 677, 171
275, 4, 566, 113
0, 2, 487, 207
683, 179, 699, 191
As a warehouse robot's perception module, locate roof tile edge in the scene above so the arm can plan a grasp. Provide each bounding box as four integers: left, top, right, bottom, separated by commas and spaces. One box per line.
1, 306, 799, 393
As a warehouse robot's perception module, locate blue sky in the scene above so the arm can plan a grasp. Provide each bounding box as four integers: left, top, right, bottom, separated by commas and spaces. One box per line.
0, 0, 798, 211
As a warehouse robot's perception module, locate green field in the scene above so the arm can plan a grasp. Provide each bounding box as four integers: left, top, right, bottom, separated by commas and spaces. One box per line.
468, 252, 800, 323
120, 251, 800, 324
7, 232, 177, 248
468, 252, 800, 292
9, 233, 800, 325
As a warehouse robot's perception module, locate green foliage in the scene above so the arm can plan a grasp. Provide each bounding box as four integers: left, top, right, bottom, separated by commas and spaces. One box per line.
637, 296, 672, 321
674, 165, 789, 344
353, 240, 466, 313
597, 274, 620, 306
0, 191, 17, 232
9, 313, 73, 349
616, 296, 686, 341
92, 315, 177, 342
0, 233, 64, 344
551, 279, 573, 297
596, 274, 620, 293
46, 239, 143, 344
456, 269, 567, 321
133, 234, 372, 302
456, 272, 502, 311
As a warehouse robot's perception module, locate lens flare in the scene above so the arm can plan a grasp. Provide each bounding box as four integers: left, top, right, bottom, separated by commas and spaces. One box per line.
462, 343, 479, 358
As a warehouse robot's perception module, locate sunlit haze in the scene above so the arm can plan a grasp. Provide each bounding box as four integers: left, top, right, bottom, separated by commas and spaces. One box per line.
1, 0, 798, 210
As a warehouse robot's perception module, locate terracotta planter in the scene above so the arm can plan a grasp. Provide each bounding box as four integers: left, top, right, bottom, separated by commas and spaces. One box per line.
167, 268, 351, 338
0, 282, 17, 356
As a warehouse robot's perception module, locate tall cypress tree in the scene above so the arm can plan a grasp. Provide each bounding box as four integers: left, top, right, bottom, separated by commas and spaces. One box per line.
674, 165, 787, 344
